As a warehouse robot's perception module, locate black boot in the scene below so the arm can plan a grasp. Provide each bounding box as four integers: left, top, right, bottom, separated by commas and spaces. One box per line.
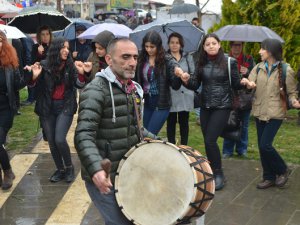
65, 165, 75, 183
49, 169, 65, 182
2, 168, 15, 190
214, 169, 225, 191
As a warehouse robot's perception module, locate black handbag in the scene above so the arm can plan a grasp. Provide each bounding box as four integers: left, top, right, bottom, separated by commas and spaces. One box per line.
221, 110, 242, 141
220, 57, 242, 141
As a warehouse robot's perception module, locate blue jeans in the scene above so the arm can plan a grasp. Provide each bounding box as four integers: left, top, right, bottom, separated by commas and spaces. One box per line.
222, 110, 251, 156
143, 95, 169, 135
85, 182, 133, 225
255, 119, 287, 181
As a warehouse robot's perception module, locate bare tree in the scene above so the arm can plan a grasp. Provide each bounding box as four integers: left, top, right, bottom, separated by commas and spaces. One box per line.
195, 0, 210, 25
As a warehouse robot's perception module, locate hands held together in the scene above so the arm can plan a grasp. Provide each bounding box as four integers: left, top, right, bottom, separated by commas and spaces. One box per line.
74, 61, 92, 74
241, 78, 256, 89
174, 67, 190, 84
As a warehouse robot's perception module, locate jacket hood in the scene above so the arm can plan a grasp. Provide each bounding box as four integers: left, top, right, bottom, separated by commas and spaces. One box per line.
96, 67, 143, 97
92, 30, 115, 50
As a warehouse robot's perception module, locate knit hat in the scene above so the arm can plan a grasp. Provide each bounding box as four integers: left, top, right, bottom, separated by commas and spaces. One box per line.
92, 30, 115, 50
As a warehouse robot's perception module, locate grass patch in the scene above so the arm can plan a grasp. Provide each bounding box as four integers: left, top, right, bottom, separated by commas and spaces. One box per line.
7, 88, 300, 165
159, 110, 300, 165
6, 88, 40, 153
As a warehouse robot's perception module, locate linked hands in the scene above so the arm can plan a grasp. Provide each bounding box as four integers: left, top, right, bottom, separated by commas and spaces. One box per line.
174, 66, 190, 84
74, 61, 92, 74
241, 78, 256, 89
24, 62, 42, 80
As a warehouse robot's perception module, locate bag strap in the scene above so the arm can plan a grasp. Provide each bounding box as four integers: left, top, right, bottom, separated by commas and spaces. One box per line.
228, 56, 231, 86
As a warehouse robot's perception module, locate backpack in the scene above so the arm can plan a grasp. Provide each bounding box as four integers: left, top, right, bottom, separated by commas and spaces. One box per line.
256, 63, 290, 110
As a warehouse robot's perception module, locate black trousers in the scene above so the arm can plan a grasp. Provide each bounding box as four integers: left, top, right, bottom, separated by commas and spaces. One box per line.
0, 127, 11, 170
167, 111, 189, 145
200, 108, 231, 171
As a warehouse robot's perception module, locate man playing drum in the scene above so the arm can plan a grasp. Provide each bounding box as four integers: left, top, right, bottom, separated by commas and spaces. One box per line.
74, 38, 186, 224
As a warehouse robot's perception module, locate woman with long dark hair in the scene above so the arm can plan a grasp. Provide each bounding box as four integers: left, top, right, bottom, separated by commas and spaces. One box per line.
0, 31, 27, 190
166, 32, 195, 145
135, 30, 184, 135
242, 38, 300, 189
26, 37, 86, 183
183, 33, 244, 190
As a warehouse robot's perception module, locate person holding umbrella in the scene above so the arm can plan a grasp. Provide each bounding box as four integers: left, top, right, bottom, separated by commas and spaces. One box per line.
69, 25, 92, 62
241, 38, 300, 189
135, 30, 184, 136
222, 41, 255, 158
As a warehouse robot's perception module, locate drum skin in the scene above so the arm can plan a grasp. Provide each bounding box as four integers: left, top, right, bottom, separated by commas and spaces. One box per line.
115, 140, 215, 225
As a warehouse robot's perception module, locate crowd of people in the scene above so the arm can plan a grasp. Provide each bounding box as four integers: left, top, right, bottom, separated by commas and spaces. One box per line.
0, 14, 299, 225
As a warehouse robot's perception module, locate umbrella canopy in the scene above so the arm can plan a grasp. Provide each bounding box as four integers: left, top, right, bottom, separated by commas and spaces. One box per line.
53, 18, 94, 40
0, 0, 22, 14
0, 24, 25, 39
78, 23, 132, 39
8, 5, 71, 34
130, 18, 204, 53
214, 24, 284, 43
169, 3, 199, 14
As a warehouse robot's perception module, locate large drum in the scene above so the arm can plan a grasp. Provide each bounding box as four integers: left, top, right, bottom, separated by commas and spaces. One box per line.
115, 140, 215, 225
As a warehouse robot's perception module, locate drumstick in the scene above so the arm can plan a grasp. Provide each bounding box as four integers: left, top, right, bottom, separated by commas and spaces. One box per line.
101, 159, 111, 178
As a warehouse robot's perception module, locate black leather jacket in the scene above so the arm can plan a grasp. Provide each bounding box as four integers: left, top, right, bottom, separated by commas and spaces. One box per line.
34, 60, 85, 117
5, 68, 27, 113
187, 57, 242, 109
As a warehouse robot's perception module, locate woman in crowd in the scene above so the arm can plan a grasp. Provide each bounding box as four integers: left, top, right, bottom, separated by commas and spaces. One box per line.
222, 41, 255, 158
25, 37, 86, 183
0, 31, 27, 190
242, 38, 300, 189
135, 30, 184, 136
183, 33, 244, 191
22, 25, 53, 106
83, 30, 115, 82
166, 32, 195, 145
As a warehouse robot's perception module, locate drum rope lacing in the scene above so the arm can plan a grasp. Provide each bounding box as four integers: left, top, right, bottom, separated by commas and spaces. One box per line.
176, 147, 215, 225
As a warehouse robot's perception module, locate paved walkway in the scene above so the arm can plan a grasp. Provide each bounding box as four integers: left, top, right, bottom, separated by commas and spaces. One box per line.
1, 115, 299, 225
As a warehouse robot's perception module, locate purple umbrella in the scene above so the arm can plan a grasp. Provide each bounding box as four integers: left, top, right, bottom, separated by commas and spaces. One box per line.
78, 23, 132, 39
214, 24, 284, 43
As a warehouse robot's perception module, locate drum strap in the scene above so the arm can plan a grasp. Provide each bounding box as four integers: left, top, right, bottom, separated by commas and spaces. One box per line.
131, 91, 144, 141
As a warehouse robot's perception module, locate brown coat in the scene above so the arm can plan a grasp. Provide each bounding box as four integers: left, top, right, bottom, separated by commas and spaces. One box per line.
249, 62, 298, 121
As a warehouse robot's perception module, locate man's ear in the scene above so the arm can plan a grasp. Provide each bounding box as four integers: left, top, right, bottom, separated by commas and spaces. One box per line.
105, 54, 112, 66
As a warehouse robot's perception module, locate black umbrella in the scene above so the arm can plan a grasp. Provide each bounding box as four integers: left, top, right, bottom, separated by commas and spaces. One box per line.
8, 5, 71, 34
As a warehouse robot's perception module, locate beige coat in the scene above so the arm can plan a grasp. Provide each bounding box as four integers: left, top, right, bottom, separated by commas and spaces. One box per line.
248, 62, 298, 121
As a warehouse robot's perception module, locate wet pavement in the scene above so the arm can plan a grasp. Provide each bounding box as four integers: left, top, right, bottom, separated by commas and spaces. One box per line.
1, 116, 299, 225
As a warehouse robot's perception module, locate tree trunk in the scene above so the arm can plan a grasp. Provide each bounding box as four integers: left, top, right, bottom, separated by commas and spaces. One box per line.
57, 0, 62, 12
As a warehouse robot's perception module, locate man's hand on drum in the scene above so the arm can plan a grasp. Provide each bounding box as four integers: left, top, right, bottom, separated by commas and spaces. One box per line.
92, 170, 113, 194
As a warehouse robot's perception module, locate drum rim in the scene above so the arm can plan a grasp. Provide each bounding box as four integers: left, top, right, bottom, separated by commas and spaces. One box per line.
115, 140, 206, 224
